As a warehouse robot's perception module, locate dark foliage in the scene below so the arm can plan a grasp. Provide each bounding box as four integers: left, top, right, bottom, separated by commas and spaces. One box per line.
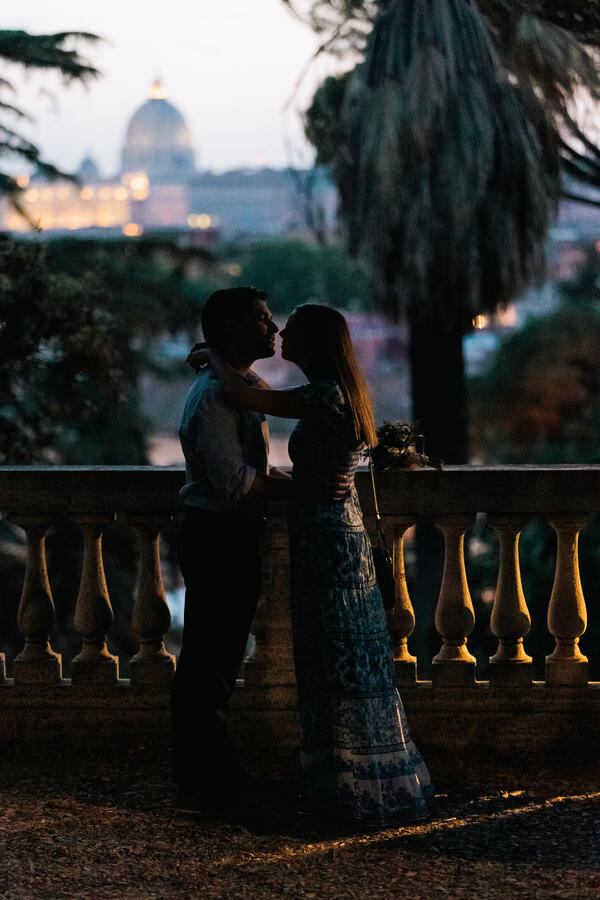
0, 29, 101, 213
470, 247, 600, 463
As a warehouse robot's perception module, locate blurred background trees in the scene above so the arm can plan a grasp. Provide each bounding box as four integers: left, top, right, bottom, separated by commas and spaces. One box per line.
471, 246, 600, 465
286, 0, 600, 463
0, 235, 216, 465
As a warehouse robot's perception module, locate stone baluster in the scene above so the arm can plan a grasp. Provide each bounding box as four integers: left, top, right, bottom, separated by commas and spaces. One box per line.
488, 517, 532, 686
432, 515, 476, 685
13, 518, 62, 684
71, 517, 118, 684
130, 517, 175, 685
243, 511, 297, 703
387, 518, 417, 684
546, 515, 589, 686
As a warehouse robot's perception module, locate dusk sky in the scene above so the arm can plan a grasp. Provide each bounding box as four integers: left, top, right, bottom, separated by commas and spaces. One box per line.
6, 0, 344, 177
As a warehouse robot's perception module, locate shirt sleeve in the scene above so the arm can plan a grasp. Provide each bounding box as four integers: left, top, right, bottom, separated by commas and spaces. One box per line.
192, 384, 256, 502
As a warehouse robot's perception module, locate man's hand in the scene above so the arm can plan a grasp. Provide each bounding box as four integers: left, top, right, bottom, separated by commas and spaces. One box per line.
186, 342, 210, 373
304, 472, 353, 503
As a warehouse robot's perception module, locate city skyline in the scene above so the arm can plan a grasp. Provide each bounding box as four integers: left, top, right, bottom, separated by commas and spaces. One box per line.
4, 0, 344, 177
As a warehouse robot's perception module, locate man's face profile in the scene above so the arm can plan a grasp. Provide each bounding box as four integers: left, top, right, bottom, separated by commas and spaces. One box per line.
237, 298, 278, 361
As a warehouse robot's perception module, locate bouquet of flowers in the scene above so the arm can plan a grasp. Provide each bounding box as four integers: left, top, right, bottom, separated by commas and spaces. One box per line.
368, 421, 443, 470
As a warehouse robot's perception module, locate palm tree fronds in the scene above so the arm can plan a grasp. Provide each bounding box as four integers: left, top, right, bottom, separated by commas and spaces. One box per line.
505, 15, 600, 120
563, 189, 600, 206
477, 0, 600, 47
338, 0, 560, 325
281, 1, 375, 52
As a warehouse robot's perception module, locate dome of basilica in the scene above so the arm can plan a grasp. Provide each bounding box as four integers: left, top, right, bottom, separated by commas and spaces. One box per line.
121, 81, 196, 183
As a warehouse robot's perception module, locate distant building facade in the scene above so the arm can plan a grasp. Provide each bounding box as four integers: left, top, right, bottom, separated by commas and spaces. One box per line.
1, 80, 337, 240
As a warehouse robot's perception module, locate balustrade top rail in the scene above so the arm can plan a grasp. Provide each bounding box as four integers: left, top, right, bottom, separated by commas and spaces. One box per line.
1, 465, 600, 518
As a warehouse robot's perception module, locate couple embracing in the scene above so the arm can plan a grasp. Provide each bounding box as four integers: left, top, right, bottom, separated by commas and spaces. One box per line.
172, 286, 433, 828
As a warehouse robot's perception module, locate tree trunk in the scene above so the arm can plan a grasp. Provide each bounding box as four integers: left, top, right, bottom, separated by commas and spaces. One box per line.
408, 314, 469, 465
408, 313, 469, 676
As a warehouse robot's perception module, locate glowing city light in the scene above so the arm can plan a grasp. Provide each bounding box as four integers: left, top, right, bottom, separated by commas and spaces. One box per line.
123, 172, 149, 200
149, 80, 167, 100
495, 304, 518, 328
25, 189, 38, 201
80, 187, 94, 200
114, 187, 128, 200
187, 213, 212, 229
472, 315, 488, 330
226, 263, 243, 277
122, 222, 143, 237
16, 175, 29, 188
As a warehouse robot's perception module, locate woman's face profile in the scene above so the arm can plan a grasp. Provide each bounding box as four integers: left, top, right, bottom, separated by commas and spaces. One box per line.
280, 312, 303, 363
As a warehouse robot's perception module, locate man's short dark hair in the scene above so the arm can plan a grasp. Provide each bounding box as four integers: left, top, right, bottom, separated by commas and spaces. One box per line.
201, 286, 268, 349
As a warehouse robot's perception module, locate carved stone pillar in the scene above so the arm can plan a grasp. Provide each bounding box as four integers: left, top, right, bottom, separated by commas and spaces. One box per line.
13, 518, 62, 684
243, 512, 297, 704
546, 515, 588, 686
489, 517, 532, 686
387, 518, 417, 684
432, 516, 476, 686
71, 517, 118, 684
130, 518, 175, 685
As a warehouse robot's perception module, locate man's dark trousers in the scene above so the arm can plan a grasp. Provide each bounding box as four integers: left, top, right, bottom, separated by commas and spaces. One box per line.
171, 506, 263, 798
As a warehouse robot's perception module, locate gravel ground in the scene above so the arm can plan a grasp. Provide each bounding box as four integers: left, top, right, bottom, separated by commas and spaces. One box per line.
0, 746, 599, 899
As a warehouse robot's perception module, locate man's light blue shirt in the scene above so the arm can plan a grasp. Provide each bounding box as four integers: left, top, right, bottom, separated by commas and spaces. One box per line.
178, 367, 269, 512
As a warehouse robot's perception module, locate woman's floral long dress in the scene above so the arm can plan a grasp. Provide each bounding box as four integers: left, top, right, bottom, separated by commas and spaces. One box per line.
287, 379, 433, 826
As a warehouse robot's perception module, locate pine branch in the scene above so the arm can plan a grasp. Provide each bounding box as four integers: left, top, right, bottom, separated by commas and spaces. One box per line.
0, 100, 29, 120
562, 188, 600, 207
0, 30, 101, 81
0, 27, 101, 213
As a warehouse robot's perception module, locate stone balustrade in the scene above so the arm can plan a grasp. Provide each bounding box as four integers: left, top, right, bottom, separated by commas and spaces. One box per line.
1, 465, 600, 758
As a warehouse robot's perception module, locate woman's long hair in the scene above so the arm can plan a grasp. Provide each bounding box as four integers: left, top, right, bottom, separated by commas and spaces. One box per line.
292, 304, 377, 448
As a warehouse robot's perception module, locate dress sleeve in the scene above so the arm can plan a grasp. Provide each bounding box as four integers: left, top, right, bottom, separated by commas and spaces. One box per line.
289, 379, 347, 422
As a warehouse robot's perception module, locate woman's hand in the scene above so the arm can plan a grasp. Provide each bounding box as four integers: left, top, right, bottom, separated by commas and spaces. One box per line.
295, 471, 353, 503
186, 342, 210, 372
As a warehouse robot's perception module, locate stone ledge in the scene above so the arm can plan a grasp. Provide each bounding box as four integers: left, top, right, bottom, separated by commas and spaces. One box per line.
2, 680, 600, 762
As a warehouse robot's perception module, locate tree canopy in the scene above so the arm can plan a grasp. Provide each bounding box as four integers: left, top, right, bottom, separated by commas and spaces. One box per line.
471, 247, 600, 463
297, 0, 600, 320
287, 0, 600, 462
227, 238, 372, 315
0, 236, 214, 465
